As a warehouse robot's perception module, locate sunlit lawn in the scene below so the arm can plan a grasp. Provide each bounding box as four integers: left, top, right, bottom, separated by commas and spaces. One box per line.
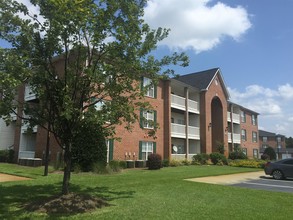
1, 163, 292, 219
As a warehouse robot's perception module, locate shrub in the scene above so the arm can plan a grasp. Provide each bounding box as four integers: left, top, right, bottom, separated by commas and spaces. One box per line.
210, 152, 227, 165
261, 154, 270, 161
216, 142, 225, 154
229, 150, 248, 160
169, 159, 182, 167
119, 160, 127, 169
72, 119, 107, 172
263, 147, 276, 160
181, 159, 191, 166
147, 153, 162, 170
162, 159, 169, 167
93, 162, 113, 174
228, 159, 266, 168
192, 153, 210, 165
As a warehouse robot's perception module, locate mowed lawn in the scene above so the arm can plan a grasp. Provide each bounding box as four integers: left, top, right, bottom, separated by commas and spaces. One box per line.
1, 163, 292, 219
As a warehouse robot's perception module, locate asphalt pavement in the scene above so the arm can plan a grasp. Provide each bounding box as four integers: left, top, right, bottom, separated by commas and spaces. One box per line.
186, 171, 293, 193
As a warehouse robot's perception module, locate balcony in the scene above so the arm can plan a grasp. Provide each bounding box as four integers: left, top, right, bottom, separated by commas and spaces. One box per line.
171, 94, 199, 113
228, 132, 241, 144
24, 85, 37, 101
21, 123, 37, 133
171, 123, 200, 140
227, 112, 240, 124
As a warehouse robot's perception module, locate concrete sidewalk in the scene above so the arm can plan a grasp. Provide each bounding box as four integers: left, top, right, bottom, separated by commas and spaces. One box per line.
186, 171, 266, 185
0, 173, 31, 182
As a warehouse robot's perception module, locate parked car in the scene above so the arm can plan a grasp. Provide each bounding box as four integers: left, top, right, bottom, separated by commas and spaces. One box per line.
264, 158, 293, 180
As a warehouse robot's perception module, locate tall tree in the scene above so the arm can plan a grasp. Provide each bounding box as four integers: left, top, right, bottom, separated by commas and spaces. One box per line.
286, 137, 293, 148
0, 0, 188, 194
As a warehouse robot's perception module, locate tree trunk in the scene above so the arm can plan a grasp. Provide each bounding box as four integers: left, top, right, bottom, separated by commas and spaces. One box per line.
62, 142, 72, 195
43, 127, 50, 176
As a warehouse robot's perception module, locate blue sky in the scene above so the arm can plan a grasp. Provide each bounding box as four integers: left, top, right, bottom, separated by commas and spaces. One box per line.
144, 0, 293, 137
1, 0, 293, 137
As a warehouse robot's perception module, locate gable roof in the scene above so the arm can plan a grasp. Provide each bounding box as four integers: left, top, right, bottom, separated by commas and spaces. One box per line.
174, 68, 230, 98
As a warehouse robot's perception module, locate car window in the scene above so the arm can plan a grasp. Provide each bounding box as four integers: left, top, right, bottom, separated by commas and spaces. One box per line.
283, 160, 293, 165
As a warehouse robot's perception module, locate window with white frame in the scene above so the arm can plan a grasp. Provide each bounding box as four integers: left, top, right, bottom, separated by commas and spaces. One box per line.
141, 141, 153, 160
241, 129, 247, 141
143, 110, 154, 129
251, 114, 257, 125
241, 111, 246, 123
242, 148, 247, 155
143, 77, 155, 98
252, 131, 257, 142
253, 149, 259, 158
263, 137, 267, 143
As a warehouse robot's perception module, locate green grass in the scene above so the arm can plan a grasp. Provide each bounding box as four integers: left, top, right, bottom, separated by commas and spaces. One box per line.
1, 163, 292, 219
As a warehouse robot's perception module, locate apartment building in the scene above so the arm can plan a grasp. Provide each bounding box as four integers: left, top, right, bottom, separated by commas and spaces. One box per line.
3, 67, 260, 164
259, 130, 292, 159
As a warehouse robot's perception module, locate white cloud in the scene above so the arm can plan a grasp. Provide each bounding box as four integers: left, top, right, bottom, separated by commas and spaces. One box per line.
144, 0, 252, 53
228, 84, 293, 137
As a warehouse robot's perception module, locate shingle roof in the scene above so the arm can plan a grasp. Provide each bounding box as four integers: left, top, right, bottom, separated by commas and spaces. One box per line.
259, 130, 285, 137
174, 68, 219, 90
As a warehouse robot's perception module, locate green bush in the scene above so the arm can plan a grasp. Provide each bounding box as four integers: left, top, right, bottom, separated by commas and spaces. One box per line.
228, 159, 266, 168
72, 119, 107, 172
119, 160, 127, 169
192, 153, 210, 165
181, 159, 191, 166
162, 159, 169, 167
210, 152, 227, 165
229, 150, 247, 160
263, 147, 276, 160
0, 149, 14, 163
148, 153, 162, 170
169, 159, 182, 167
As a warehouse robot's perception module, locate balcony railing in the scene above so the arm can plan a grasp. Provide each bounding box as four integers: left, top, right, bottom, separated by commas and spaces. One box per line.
24, 85, 37, 101
171, 123, 200, 140
228, 132, 241, 144
18, 150, 35, 159
21, 123, 37, 133
227, 112, 240, 124
171, 94, 199, 113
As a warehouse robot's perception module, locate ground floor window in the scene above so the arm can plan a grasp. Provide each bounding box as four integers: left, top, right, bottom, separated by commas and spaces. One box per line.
253, 149, 259, 158
139, 141, 156, 160
242, 148, 247, 156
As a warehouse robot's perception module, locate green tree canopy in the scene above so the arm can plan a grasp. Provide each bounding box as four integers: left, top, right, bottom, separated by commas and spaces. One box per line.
0, 0, 188, 194
286, 137, 293, 148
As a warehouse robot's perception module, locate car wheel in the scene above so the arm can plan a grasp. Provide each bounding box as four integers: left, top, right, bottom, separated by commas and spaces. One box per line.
272, 170, 284, 180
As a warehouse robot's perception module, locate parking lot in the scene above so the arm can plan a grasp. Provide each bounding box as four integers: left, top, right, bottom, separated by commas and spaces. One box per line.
187, 171, 293, 193
232, 176, 293, 193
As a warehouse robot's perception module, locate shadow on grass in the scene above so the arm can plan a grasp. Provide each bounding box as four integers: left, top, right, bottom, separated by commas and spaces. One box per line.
0, 182, 135, 219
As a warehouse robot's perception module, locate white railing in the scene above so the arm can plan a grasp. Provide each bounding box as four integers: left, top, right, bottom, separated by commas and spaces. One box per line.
171, 94, 185, 110
188, 126, 200, 140
18, 151, 35, 159
227, 112, 240, 124
228, 132, 241, 144
24, 85, 37, 101
21, 123, 37, 133
188, 99, 199, 113
171, 123, 185, 138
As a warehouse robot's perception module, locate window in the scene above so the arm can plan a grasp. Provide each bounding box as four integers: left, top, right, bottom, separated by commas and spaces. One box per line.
142, 77, 156, 98
277, 137, 281, 143
141, 110, 156, 129
251, 114, 257, 125
242, 148, 247, 155
253, 149, 259, 158
106, 139, 114, 163
177, 118, 185, 125
252, 131, 258, 142
94, 100, 105, 111
241, 129, 247, 141
241, 111, 246, 123
139, 141, 156, 160
263, 137, 267, 143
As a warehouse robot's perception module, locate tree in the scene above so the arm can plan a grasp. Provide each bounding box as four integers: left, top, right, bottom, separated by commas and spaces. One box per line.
263, 146, 276, 161
0, 0, 188, 194
286, 137, 293, 148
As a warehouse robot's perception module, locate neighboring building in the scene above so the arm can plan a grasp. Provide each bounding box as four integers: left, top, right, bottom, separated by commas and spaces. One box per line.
0, 118, 16, 151
3, 67, 260, 164
259, 130, 292, 159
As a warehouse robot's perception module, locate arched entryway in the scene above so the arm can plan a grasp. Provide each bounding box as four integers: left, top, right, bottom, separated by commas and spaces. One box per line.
211, 97, 224, 152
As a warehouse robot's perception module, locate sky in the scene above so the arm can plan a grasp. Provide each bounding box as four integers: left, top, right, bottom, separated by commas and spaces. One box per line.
143, 0, 293, 137
1, 0, 293, 137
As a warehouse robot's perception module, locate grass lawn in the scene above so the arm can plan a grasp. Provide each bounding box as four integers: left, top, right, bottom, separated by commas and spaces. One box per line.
0, 163, 292, 219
